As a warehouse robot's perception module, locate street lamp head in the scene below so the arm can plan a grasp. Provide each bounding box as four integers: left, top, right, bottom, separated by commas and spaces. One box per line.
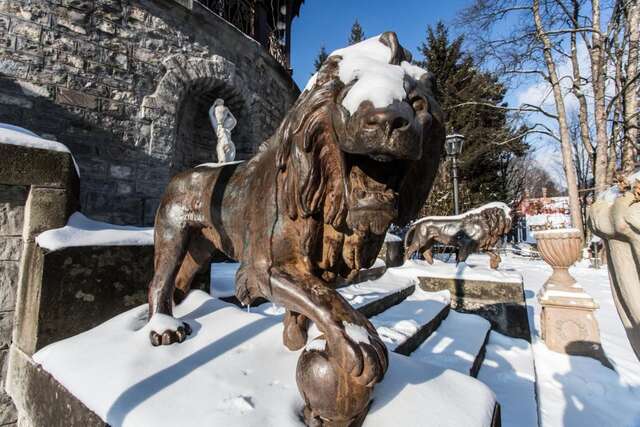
445, 133, 465, 156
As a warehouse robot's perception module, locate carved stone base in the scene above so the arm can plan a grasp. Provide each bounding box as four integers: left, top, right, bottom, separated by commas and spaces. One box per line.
539, 289, 611, 367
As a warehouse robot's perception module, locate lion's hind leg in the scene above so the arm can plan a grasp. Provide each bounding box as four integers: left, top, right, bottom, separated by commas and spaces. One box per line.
174, 231, 216, 304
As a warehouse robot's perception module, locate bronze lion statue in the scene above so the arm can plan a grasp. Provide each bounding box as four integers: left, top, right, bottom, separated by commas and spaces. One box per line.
404, 203, 512, 269
146, 32, 444, 426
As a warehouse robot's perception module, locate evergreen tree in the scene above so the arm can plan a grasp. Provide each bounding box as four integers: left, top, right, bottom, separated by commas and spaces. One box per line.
348, 19, 365, 45
416, 22, 529, 216
313, 45, 329, 72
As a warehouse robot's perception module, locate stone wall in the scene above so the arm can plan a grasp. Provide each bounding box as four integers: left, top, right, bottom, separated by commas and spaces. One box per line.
0, 140, 79, 426
0, 0, 300, 225
0, 184, 26, 426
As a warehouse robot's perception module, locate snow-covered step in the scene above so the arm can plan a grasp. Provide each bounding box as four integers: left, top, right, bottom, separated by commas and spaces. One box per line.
33, 290, 499, 427
369, 288, 451, 355
477, 331, 538, 427
412, 310, 491, 377
338, 268, 417, 318
211, 262, 415, 318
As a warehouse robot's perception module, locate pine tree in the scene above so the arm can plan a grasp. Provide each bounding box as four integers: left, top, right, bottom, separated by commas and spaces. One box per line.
313, 45, 329, 72
348, 19, 365, 45
416, 22, 529, 216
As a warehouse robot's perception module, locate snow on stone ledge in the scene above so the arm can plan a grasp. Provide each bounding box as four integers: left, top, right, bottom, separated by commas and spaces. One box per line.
398, 259, 523, 284
0, 123, 80, 176
36, 212, 153, 251
33, 290, 497, 427
411, 202, 511, 226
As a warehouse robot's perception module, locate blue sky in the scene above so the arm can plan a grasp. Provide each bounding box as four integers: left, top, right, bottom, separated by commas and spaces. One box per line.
288, 1, 569, 186
290, 0, 470, 89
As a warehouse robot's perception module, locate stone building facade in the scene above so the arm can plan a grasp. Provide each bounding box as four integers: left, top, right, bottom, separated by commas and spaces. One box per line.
0, 0, 301, 225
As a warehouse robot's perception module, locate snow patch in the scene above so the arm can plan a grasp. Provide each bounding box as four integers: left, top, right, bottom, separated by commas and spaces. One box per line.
306, 338, 327, 352
342, 321, 370, 345
36, 212, 153, 251
370, 288, 451, 350
141, 313, 184, 335
384, 232, 402, 242
398, 259, 523, 284
195, 160, 244, 168
325, 35, 427, 115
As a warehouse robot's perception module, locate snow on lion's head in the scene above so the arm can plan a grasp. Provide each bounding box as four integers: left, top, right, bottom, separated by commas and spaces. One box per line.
270, 32, 445, 274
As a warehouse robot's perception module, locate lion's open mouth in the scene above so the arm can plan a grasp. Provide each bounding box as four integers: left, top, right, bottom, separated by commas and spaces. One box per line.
343, 152, 407, 234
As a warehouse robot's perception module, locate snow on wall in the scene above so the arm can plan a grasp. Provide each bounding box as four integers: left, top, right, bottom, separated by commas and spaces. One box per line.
36, 212, 153, 251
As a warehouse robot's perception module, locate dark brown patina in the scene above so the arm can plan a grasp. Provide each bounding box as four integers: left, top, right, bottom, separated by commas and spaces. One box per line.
146, 32, 445, 426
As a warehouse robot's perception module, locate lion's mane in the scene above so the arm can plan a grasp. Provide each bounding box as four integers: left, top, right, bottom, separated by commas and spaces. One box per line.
255, 54, 444, 280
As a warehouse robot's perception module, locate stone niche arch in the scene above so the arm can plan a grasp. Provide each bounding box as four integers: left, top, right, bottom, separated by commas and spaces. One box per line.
140, 54, 252, 174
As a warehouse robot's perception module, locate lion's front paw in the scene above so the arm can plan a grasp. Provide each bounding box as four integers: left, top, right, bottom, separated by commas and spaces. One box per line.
146, 314, 192, 346
327, 320, 388, 387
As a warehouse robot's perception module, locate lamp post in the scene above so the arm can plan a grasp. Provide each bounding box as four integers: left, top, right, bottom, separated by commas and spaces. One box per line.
445, 133, 465, 215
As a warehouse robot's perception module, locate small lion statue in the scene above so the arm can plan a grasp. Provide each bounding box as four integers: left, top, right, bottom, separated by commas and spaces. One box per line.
404, 202, 512, 269
146, 32, 445, 426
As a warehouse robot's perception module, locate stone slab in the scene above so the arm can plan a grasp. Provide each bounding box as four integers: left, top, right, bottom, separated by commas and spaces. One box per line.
0, 144, 78, 191
32, 245, 209, 351
418, 276, 531, 341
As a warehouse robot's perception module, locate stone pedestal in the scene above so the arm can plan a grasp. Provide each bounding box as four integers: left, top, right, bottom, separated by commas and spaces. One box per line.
538, 288, 609, 366
535, 229, 610, 366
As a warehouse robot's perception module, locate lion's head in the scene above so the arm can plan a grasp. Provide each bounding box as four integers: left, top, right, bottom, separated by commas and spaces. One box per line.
470, 206, 513, 250
269, 32, 445, 276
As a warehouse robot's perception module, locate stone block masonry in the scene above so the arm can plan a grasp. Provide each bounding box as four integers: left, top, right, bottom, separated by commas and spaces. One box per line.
0, 184, 27, 426
0, 137, 80, 426
0, 0, 300, 226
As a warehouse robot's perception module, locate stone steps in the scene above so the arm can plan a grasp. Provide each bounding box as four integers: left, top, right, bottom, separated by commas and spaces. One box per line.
28, 290, 501, 427
477, 331, 538, 427
409, 309, 492, 377
368, 288, 451, 355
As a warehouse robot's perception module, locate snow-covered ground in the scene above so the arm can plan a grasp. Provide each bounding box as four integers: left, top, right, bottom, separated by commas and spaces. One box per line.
483, 253, 640, 427
29, 247, 640, 426
34, 289, 497, 427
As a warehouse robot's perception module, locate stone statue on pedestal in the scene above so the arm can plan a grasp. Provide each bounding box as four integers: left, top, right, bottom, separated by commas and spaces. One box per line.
209, 98, 237, 163
404, 203, 512, 269
146, 32, 445, 426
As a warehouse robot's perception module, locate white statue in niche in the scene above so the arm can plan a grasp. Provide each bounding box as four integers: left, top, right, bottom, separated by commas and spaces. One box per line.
209, 98, 237, 163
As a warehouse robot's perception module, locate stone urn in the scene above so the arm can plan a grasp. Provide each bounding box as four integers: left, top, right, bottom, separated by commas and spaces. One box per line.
534, 228, 610, 366
535, 228, 583, 289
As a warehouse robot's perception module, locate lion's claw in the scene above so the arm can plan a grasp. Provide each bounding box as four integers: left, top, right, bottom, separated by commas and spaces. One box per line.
149, 321, 192, 346
327, 323, 388, 386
